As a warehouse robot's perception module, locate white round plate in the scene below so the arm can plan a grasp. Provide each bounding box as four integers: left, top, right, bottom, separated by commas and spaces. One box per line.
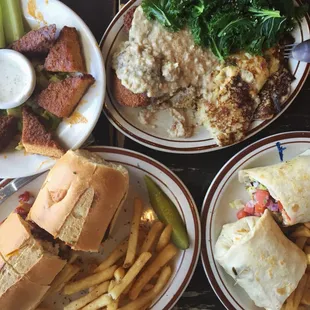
0, 146, 200, 310
101, 0, 310, 154
200, 131, 310, 310
0, 0, 105, 178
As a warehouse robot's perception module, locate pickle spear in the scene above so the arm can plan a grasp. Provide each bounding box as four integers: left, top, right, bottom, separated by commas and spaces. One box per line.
144, 175, 189, 250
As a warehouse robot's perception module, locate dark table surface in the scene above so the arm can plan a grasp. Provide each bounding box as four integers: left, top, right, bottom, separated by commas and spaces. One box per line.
61, 1, 310, 309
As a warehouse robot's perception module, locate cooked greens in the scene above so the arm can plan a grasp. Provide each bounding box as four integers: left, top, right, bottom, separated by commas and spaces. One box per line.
142, 0, 308, 60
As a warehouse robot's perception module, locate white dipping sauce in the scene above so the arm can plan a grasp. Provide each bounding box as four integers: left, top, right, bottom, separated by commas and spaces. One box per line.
0, 59, 28, 102
0, 49, 36, 109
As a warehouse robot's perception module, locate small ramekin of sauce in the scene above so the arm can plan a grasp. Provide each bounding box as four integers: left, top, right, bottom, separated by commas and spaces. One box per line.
0, 49, 36, 109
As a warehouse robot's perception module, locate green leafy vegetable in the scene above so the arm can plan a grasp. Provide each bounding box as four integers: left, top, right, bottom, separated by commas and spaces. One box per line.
141, 0, 308, 60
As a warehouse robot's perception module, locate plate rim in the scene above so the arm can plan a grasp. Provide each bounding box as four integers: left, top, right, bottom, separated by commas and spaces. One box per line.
200, 131, 310, 310
2, 146, 201, 310
88, 146, 201, 310
0, 0, 106, 179
99, 0, 310, 154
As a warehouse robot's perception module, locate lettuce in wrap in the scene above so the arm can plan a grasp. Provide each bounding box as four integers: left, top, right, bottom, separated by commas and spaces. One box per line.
237, 153, 310, 225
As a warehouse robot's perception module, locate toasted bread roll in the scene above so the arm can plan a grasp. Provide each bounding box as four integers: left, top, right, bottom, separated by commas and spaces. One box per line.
27, 150, 129, 252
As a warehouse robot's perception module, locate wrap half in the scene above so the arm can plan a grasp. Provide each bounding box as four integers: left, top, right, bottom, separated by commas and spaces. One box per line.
215, 210, 307, 310
239, 154, 310, 225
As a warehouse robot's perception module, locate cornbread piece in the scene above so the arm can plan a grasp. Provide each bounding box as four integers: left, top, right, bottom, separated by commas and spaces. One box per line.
0, 116, 18, 151
44, 26, 86, 73
198, 74, 257, 146
254, 67, 294, 120
112, 73, 149, 107
11, 25, 57, 55
22, 107, 64, 158
38, 74, 95, 118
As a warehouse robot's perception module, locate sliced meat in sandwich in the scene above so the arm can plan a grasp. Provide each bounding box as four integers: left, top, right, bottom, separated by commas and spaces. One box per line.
38, 74, 95, 118
27, 149, 129, 252
44, 26, 86, 73
11, 25, 57, 56
0, 213, 66, 310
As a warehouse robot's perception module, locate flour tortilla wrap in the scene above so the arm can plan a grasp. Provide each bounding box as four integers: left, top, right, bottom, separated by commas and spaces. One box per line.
215, 210, 307, 310
238, 154, 310, 225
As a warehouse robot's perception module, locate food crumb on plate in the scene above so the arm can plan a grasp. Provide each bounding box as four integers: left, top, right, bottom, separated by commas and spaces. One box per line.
168, 108, 193, 138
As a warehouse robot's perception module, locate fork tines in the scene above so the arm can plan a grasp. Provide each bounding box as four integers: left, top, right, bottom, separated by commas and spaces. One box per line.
281, 43, 297, 59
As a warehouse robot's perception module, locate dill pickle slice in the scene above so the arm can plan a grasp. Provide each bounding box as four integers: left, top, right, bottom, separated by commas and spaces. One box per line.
144, 175, 189, 250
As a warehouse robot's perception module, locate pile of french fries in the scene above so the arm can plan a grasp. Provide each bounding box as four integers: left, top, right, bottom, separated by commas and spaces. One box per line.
46, 198, 178, 310
282, 222, 310, 310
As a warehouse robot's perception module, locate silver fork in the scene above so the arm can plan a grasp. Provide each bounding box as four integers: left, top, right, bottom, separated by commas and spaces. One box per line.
283, 39, 310, 62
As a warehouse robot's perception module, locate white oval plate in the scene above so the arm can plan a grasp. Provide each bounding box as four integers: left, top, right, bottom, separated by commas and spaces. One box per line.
101, 0, 310, 154
0, 0, 105, 178
0, 146, 200, 310
201, 131, 310, 310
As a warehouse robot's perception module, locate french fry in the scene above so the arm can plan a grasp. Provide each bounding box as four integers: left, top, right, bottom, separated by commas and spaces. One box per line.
106, 280, 120, 310
129, 243, 177, 300
140, 302, 153, 310
110, 252, 152, 300
64, 281, 109, 310
108, 280, 116, 293
123, 198, 143, 268
114, 267, 126, 282
301, 273, 310, 305
304, 246, 310, 254
122, 281, 133, 295
95, 240, 128, 273
153, 265, 172, 293
119, 266, 172, 310
307, 255, 310, 265
293, 274, 308, 309
68, 253, 79, 264
107, 299, 119, 310
291, 226, 310, 238
140, 221, 164, 254
63, 265, 117, 295
156, 224, 172, 252
81, 294, 113, 310
143, 284, 154, 292
296, 237, 308, 250
108, 266, 126, 309
304, 223, 310, 230
48, 264, 80, 295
